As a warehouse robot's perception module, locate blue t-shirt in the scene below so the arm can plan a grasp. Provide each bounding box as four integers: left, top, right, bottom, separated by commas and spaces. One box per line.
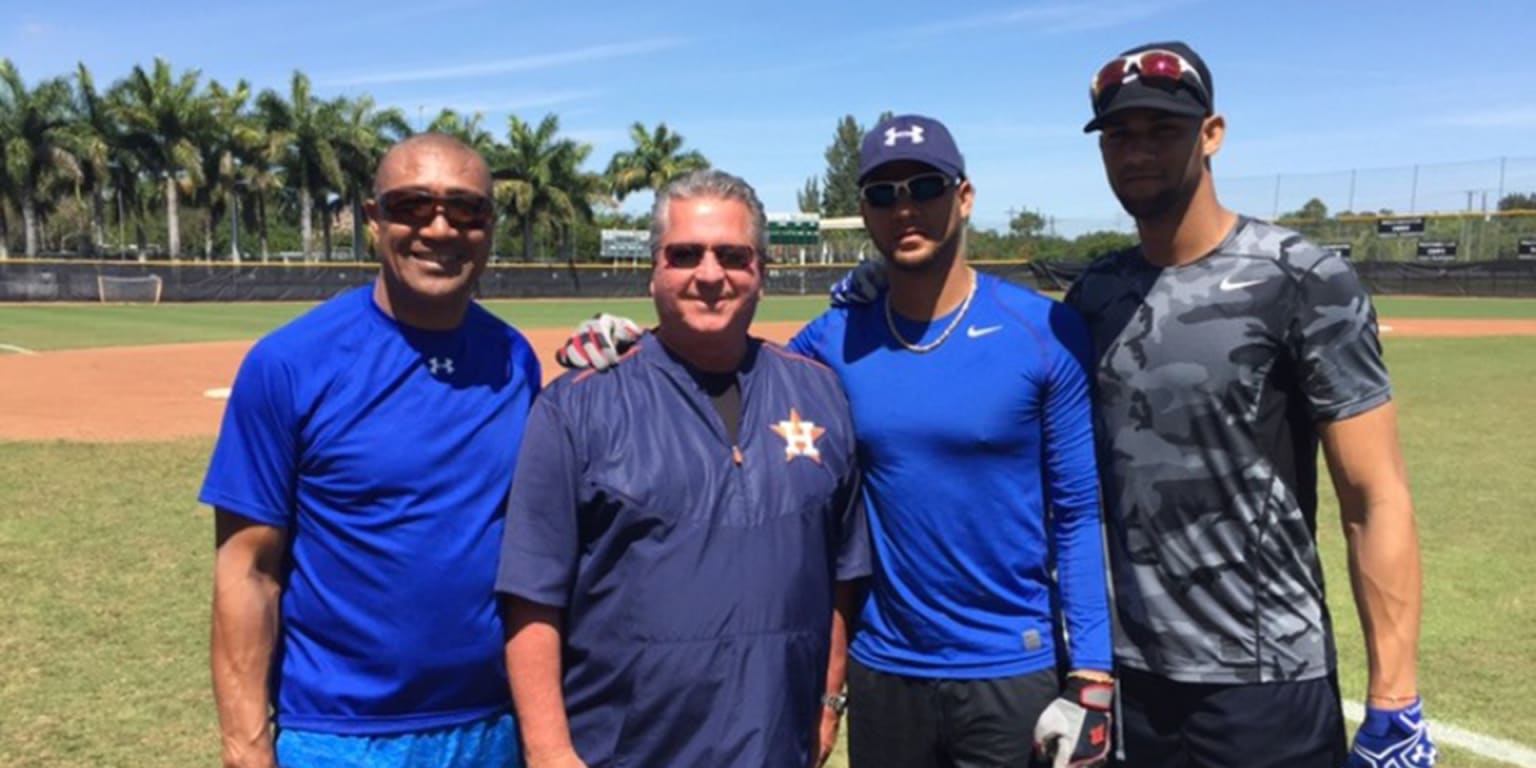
200, 285, 542, 735
496, 335, 870, 768
791, 272, 1112, 678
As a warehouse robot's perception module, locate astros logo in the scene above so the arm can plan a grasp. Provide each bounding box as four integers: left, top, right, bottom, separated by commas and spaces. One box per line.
770, 408, 825, 463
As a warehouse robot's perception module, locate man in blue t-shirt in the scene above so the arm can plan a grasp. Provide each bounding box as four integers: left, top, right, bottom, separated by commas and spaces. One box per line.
496, 169, 870, 768
553, 118, 1116, 768
202, 134, 540, 768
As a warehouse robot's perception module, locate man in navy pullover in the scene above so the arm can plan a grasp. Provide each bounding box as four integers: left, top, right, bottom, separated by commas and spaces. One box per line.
497, 169, 870, 768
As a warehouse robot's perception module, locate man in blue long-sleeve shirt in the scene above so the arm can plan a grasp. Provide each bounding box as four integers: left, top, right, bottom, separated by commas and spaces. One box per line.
555, 115, 1115, 768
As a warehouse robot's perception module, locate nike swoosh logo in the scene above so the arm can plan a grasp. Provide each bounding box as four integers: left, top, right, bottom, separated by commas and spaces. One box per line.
1219, 276, 1265, 291
967, 325, 1003, 338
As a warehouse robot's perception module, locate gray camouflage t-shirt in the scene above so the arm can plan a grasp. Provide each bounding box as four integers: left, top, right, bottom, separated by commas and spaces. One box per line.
1065, 216, 1391, 684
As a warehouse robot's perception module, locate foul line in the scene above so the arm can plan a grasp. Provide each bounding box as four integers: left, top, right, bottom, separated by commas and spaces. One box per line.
1343, 700, 1536, 767
0, 343, 37, 355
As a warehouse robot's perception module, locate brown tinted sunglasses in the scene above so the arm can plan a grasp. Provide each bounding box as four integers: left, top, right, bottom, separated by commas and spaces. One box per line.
375, 189, 494, 229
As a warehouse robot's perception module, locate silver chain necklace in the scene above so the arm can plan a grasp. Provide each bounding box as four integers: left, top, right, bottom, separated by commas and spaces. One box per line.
883, 270, 977, 354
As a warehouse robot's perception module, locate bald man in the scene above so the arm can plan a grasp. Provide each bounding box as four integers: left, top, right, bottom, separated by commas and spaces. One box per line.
204, 134, 541, 768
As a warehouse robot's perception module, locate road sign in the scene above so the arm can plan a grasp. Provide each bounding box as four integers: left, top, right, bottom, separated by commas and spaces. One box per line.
768, 213, 820, 245
1415, 240, 1457, 261
600, 229, 649, 260
1319, 242, 1353, 260
1377, 217, 1425, 237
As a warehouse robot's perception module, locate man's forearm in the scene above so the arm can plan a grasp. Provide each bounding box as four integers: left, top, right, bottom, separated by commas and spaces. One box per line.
825, 580, 861, 696
210, 565, 281, 766
506, 599, 580, 764
1344, 492, 1423, 702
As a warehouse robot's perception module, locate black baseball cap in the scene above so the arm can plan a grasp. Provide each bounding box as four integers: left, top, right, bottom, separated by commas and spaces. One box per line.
1084, 41, 1214, 132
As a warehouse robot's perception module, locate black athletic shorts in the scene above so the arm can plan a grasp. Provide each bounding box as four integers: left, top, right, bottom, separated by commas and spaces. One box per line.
1115, 666, 1347, 768
846, 658, 1059, 768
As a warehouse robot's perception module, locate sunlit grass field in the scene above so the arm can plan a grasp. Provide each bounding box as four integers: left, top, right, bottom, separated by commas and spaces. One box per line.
2, 296, 1533, 766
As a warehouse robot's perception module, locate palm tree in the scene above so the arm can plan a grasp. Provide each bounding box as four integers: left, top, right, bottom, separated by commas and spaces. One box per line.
257, 72, 341, 261
0, 59, 81, 257
333, 96, 409, 260
492, 113, 594, 262
190, 79, 259, 260
69, 63, 121, 257
112, 57, 209, 260
235, 126, 288, 262
426, 109, 495, 155
605, 121, 709, 202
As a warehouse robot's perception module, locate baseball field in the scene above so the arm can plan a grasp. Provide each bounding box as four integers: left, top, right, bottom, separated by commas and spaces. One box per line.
1, 293, 1534, 767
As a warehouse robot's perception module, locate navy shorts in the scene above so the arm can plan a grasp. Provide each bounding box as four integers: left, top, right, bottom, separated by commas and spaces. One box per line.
1115, 666, 1346, 768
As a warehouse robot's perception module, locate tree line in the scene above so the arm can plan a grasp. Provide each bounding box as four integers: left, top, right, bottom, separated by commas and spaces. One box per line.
0, 58, 707, 262
7, 58, 1529, 265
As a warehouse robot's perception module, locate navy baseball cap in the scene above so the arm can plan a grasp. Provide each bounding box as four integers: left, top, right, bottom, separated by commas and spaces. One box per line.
1084, 41, 1214, 132
859, 114, 965, 183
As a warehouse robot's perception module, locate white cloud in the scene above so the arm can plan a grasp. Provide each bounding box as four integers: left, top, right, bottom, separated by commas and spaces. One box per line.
318, 38, 686, 87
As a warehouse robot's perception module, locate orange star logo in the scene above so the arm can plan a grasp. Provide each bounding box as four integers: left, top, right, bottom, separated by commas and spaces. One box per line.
770, 408, 826, 463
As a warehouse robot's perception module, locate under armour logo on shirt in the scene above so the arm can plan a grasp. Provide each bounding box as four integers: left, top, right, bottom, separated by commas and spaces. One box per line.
884, 124, 925, 146
427, 357, 455, 377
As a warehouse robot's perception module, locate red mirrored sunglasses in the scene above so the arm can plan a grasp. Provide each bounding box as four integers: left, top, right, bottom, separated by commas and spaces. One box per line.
375, 189, 494, 229
1091, 49, 1210, 106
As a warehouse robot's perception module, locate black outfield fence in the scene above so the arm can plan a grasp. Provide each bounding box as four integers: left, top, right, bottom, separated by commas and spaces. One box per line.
2, 257, 1534, 302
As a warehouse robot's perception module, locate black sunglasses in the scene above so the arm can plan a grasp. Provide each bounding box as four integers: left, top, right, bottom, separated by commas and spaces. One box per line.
860, 173, 955, 208
659, 242, 758, 270
375, 188, 494, 229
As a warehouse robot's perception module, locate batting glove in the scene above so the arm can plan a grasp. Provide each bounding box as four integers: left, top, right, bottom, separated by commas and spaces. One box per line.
828, 260, 887, 307
1349, 698, 1438, 768
555, 313, 643, 371
1033, 676, 1114, 768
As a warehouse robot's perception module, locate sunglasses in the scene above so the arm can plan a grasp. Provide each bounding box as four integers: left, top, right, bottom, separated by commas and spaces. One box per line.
1091, 49, 1210, 106
660, 242, 758, 270
860, 173, 955, 209
375, 189, 494, 229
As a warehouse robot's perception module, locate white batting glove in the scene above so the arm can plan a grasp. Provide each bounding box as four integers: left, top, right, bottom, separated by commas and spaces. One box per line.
1033, 677, 1114, 768
554, 313, 643, 371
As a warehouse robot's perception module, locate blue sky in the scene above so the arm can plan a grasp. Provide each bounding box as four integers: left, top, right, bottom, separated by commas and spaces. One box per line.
7, 0, 1536, 234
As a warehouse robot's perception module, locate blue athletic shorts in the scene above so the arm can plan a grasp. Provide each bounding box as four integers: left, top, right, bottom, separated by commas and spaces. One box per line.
275, 711, 522, 768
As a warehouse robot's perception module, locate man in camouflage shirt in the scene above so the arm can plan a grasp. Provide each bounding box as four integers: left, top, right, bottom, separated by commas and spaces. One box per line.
1067, 41, 1437, 767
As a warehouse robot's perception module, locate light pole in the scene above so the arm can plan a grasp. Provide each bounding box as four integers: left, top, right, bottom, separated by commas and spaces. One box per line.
229, 180, 247, 263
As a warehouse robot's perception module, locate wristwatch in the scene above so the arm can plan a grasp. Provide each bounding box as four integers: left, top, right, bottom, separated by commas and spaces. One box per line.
822, 692, 848, 715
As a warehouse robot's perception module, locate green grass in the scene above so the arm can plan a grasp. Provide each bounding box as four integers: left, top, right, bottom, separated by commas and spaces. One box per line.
1, 306, 1533, 766
1373, 295, 1536, 319
1322, 336, 1536, 765
0, 295, 832, 352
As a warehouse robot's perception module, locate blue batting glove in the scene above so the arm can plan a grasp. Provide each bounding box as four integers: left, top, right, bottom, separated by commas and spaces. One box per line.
1349, 698, 1437, 768
828, 260, 887, 307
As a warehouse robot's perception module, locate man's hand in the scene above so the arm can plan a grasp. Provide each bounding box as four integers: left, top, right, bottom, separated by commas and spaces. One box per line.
554, 314, 643, 371
1033, 676, 1113, 768
525, 748, 590, 768
1349, 698, 1437, 767
828, 260, 887, 307
813, 697, 843, 767
220, 742, 277, 768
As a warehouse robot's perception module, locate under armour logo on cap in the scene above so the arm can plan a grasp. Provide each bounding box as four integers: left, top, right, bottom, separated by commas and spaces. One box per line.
883, 124, 925, 146
860, 114, 965, 184
427, 357, 455, 376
